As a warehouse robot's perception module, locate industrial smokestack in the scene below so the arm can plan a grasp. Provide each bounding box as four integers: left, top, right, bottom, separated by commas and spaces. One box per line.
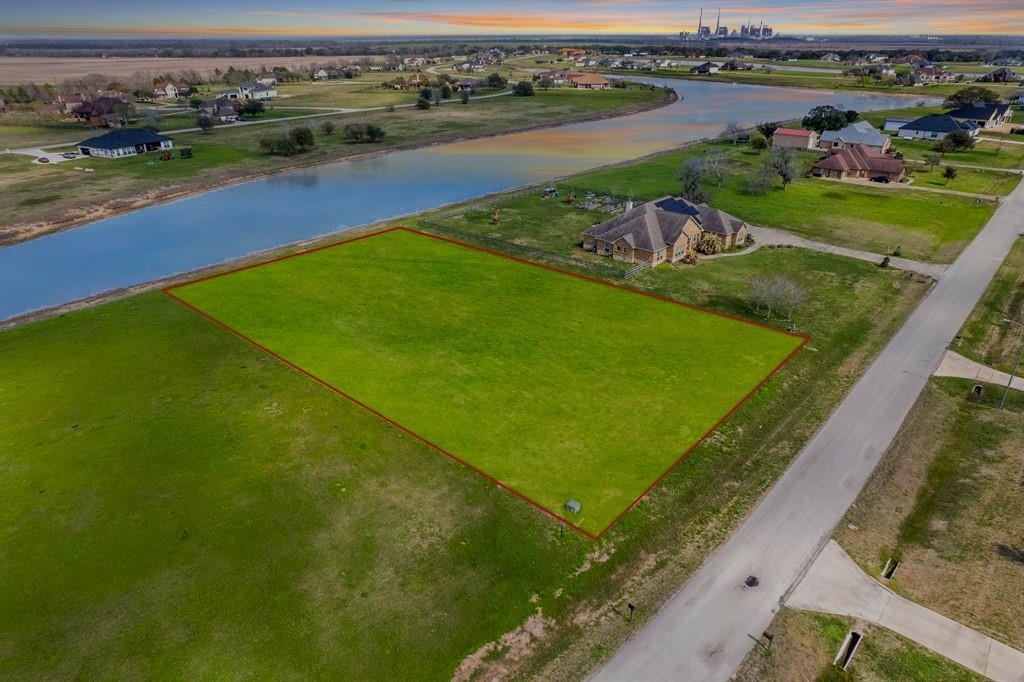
715, 8, 721, 34
697, 8, 703, 34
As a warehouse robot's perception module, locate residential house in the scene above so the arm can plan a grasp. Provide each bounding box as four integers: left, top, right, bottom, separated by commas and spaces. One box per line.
690, 61, 720, 75
256, 73, 278, 86
198, 95, 237, 115
897, 114, 981, 140
947, 101, 1013, 128
721, 60, 753, 71
883, 117, 913, 132
771, 127, 820, 150
558, 48, 586, 59
811, 144, 905, 182
537, 70, 568, 86
821, 52, 842, 62
455, 78, 485, 91
238, 81, 277, 100
978, 68, 1019, 84
154, 81, 191, 99
312, 68, 330, 81
819, 120, 890, 153
582, 196, 748, 265
913, 66, 956, 84
58, 93, 84, 115
72, 96, 129, 127
893, 54, 924, 64
566, 72, 610, 90
76, 129, 173, 159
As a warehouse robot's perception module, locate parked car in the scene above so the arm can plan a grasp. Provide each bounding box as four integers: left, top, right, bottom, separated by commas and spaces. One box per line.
37, 157, 49, 163
870, 175, 891, 183
62, 152, 77, 159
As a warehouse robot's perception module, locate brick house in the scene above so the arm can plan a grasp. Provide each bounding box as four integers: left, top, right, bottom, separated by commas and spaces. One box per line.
566, 72, 610, 89
810, 144, 906, 181
582, 196, 748, 265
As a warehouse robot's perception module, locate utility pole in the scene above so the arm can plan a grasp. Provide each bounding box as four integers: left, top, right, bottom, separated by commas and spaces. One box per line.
998, 317, 1024, 409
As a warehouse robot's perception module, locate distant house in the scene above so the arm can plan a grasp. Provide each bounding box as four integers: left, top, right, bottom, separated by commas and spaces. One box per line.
721, 60, 753, 71
690, 61, 720, 75
256, 73, 278, 86
977, 68, 1019, 84
771, 127, 819, 150
154, 81, 191, 99
312, 68, 330, 81
238, 81, 277, 100
455, 77, 485, 91
947, 101, 1013, 128
59, 93, 84, 115
582, 196, 748, 265
897, 114, 981, 140
819, 120, 890, 153
76, 129, 173, 159
537, 70, 568, 86
558, 47, 586, 58
811, 144, 905, 182
72, 96, 129, 127
566, 72, 610, 89
821, 52, 842, 62
913, 66, 956, 84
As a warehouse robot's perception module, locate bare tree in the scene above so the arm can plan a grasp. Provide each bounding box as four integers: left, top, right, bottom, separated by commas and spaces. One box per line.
769, 148, 799, 188
778, 278, 810, 320
720, 121, 744, 145
749, 275, 809, 320
701, 150, 728, 187
677, 156, 709, 203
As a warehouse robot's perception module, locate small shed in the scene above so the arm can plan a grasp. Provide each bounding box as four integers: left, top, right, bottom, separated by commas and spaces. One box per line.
565, 499, 582, 514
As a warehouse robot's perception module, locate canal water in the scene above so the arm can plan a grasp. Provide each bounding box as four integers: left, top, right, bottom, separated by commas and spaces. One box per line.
0, 77, 931, 320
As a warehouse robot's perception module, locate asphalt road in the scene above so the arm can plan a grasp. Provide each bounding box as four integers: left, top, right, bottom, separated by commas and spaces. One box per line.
594, 179, 1024, 681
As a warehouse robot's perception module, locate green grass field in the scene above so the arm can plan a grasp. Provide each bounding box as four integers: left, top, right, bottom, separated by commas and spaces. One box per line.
170, 228, 804, 535
569, 142, 997, 262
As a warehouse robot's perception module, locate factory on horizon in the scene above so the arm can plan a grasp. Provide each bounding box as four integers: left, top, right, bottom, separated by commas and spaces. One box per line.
679, 9, 775, 40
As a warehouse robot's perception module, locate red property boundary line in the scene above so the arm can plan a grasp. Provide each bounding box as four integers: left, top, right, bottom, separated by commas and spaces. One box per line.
163, 226, 809, 539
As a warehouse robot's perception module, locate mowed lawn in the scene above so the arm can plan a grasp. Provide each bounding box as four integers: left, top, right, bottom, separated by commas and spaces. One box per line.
171, 228, 804, 535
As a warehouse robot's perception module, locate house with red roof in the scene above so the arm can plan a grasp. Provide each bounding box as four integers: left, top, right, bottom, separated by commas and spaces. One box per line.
811, 144, 905, 182
771, 127, 819, 150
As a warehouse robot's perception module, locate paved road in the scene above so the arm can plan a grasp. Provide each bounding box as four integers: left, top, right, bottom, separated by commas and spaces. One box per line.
594, 179, 1024, 681
789, 541, 1024, 682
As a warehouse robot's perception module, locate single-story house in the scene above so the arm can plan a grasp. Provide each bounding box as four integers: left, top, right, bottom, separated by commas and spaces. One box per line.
811, 144, 905, 182
566, 72, 610, 89
819, 120, 890, 153
772, 127, 819, 150
558, 48, 586, 58
455, 77, 484, 91
946, 101, 1013, 128
312, 68, 330, 81
214, 105, 241, 122
537, 70, 568, 86
59, 93, 84, 115
72, 96, 129, 127
821, 53, 842, 62
76, 129, 173, 159
897, 114, 981, 140
581, 196, 747, 265
690, 61, 720, 75
256, 73, 278, 86
883, 117, 913, 132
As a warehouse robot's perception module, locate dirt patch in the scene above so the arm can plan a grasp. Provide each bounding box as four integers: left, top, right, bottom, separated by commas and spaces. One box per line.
452, 609, 554, 682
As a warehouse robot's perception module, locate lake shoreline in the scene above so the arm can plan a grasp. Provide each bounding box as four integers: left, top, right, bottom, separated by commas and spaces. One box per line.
1, 90, 677, 248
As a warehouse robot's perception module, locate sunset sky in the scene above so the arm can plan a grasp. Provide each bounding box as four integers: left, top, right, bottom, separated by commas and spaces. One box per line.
5, 0, 1023, 37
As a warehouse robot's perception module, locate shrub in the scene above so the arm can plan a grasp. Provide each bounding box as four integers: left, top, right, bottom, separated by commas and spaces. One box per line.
258, 133, 298, 156
750, 133, 769, 152
239, 100, 264, 117
512, 81, 535, 96
320, 120, 336, 134
460, 90, 470, 104
342, 123, 386, 143
680, 248, 699, 265
288, 125, 315, 149
697, 233, 721, 255
440, 83, 453, 99
415, 96, 431, 110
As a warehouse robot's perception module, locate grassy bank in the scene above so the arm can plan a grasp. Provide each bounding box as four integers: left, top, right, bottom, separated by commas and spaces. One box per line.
955, 240, 1024, 374
1, 238, 927, 677
0, 84, 670, 244
735, 610, 985, 681
834, 377, 1023, 647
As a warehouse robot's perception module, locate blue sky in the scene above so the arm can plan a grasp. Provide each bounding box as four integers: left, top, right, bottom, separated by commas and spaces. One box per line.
5, 0, 1023, 36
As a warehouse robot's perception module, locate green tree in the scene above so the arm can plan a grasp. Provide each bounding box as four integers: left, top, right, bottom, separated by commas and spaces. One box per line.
415, 96, 431, 110
196, 113, 214, 134
942, 86, 1000, 109
769, 147, 799, 188
460, 89, 470, 104
288, 125, 315, 149
538, 77, 555, 90
750, 133, 769, 152
942, 165, 958, 184
486, 72, 508, 89
801, 105, 849, 133
188, 97, 203, 109
440, 83, 453, 99
239, 100, 265, 117
925, 153, 942, 171
677, 157, 709, 203
320, 120, 336, 135
512, 81, 535, 96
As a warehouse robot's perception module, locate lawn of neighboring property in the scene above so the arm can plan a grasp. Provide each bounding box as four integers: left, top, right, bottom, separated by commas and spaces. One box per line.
906, 163, 1021, 195
736, 610, 985, 681
955, 239, 1024, 375
170, 228, 804, 536
893, 137, 1024, 170
569, 142, 996, 262
833, 377, 1024, 648
1, 83, 670, 243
